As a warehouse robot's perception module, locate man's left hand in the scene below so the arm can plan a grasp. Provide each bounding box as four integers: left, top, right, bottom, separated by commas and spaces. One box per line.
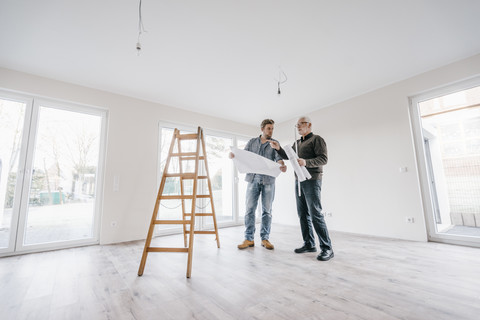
280, 165, 287, 172
297, 158, 306, 166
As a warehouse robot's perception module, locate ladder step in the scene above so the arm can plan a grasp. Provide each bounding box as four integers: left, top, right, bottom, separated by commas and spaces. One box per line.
164, 173, 195, 178
159, 195, 196, 200
164, 173, 208, 179
170, 152, 196, 156
154, 219, 192, 224
185, 231, 216, 235
182, 175, 208, 179
160, 195, 211, 200
180, 156, 205, 161
170, 152, 205, 160
185, 213, 213, 216
147, 247, 189, 253
177, 133, 198, 140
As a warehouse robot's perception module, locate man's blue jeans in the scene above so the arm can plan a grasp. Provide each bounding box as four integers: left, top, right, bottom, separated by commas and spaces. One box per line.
295, 179, 332, 250
244, 178, 275, 241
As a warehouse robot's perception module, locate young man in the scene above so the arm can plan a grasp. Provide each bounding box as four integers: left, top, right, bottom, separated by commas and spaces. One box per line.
270, 116, 334, 261
230, 119, 286, 250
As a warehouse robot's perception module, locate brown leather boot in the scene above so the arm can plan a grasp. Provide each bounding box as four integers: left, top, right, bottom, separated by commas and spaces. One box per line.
237, 239, 254, 249
261, 239, 274, 250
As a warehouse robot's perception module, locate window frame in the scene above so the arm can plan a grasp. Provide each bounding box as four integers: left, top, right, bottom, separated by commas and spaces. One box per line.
0, 88, 108, 256
409, 75, 480, 247
156, 121, 250, 236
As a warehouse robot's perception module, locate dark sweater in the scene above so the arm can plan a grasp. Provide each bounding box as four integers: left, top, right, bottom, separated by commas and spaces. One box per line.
276, 132, 328, 180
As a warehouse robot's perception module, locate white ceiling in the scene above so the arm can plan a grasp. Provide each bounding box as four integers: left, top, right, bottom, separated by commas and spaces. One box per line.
1, 0, 480, 125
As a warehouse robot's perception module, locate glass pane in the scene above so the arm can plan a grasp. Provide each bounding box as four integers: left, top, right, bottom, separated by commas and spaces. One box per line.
419, 85, 480, 237
24, 106, 102, 245
205, 135, 233, 223
237, 138, 249, 220
156, 127, 182, 232
159, 127, 175, 174
0, 99, 26, 248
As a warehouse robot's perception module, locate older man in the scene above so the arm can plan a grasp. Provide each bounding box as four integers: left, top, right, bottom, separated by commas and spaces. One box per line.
270, 116, 333, 261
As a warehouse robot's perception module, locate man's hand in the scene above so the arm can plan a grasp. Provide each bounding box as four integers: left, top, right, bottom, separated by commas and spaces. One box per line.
269, 140, 280, 150
229, 152, 235, 159
297, 158, 306, 166
280, 164, 287, 172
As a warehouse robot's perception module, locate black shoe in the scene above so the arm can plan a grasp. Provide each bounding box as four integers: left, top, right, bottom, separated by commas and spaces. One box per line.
294, 245, 317, 253
317, 249, 334, 261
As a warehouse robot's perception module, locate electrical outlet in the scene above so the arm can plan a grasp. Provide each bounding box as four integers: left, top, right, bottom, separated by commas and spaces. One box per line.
111, 221, 117, 227
405, 217, 415, 223
325, 212, 333, 217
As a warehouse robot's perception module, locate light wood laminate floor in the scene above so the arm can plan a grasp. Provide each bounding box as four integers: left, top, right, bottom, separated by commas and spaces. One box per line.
1, 224, 479, 320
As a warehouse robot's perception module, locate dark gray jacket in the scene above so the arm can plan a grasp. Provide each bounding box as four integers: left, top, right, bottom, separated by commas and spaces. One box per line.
276, 132, 327, 180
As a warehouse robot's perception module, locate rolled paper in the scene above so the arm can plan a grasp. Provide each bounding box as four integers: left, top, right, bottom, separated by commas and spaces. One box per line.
283, 145, 311, 182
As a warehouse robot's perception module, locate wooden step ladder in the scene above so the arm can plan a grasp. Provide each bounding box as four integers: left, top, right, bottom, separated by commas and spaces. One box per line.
137, 127, 220, 278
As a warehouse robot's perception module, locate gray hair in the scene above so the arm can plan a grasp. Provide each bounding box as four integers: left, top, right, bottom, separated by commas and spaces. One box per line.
298, 116, 311, 123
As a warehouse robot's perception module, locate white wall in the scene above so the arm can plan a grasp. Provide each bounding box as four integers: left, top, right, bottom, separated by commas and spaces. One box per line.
3, 53, 480, 245
0, 67, 257, 244
273, 54, 480, 242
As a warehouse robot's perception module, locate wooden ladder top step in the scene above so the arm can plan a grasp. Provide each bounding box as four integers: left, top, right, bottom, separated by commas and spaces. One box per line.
177, 133, 198, 140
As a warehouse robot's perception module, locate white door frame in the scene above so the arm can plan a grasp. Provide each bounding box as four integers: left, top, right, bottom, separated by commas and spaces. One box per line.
0, 89, 108, 256
409, 75, 480, 247
0, 91, 33, 255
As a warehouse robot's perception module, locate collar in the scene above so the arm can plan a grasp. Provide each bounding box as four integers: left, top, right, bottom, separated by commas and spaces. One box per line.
259, 135, 271, 144
301, 132, 313, 142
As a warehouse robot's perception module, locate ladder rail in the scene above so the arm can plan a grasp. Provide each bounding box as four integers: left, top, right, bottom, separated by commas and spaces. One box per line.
177, 133, 188, 248
186, 127, 202, 278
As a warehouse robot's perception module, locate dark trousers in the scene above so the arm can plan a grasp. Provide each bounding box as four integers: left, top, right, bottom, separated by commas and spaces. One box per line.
295, 179, 332, 250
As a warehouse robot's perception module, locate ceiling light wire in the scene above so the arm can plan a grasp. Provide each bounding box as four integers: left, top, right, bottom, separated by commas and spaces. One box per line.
276, 67, 288, 95
136, 0, 147, 55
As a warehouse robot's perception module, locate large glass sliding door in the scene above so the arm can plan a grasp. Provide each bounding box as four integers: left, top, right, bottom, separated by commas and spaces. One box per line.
410, 78, 480, 247
0, 91, 106, 256
22, 105, 103, 246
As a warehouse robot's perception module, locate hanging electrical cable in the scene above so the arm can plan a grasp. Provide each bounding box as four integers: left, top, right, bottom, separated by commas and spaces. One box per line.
136, 0, 147, 55
276, 66, 288, 95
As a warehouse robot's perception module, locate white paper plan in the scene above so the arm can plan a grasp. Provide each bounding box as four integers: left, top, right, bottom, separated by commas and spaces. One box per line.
230, 147, 281, 178
283, 145, 311, 182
